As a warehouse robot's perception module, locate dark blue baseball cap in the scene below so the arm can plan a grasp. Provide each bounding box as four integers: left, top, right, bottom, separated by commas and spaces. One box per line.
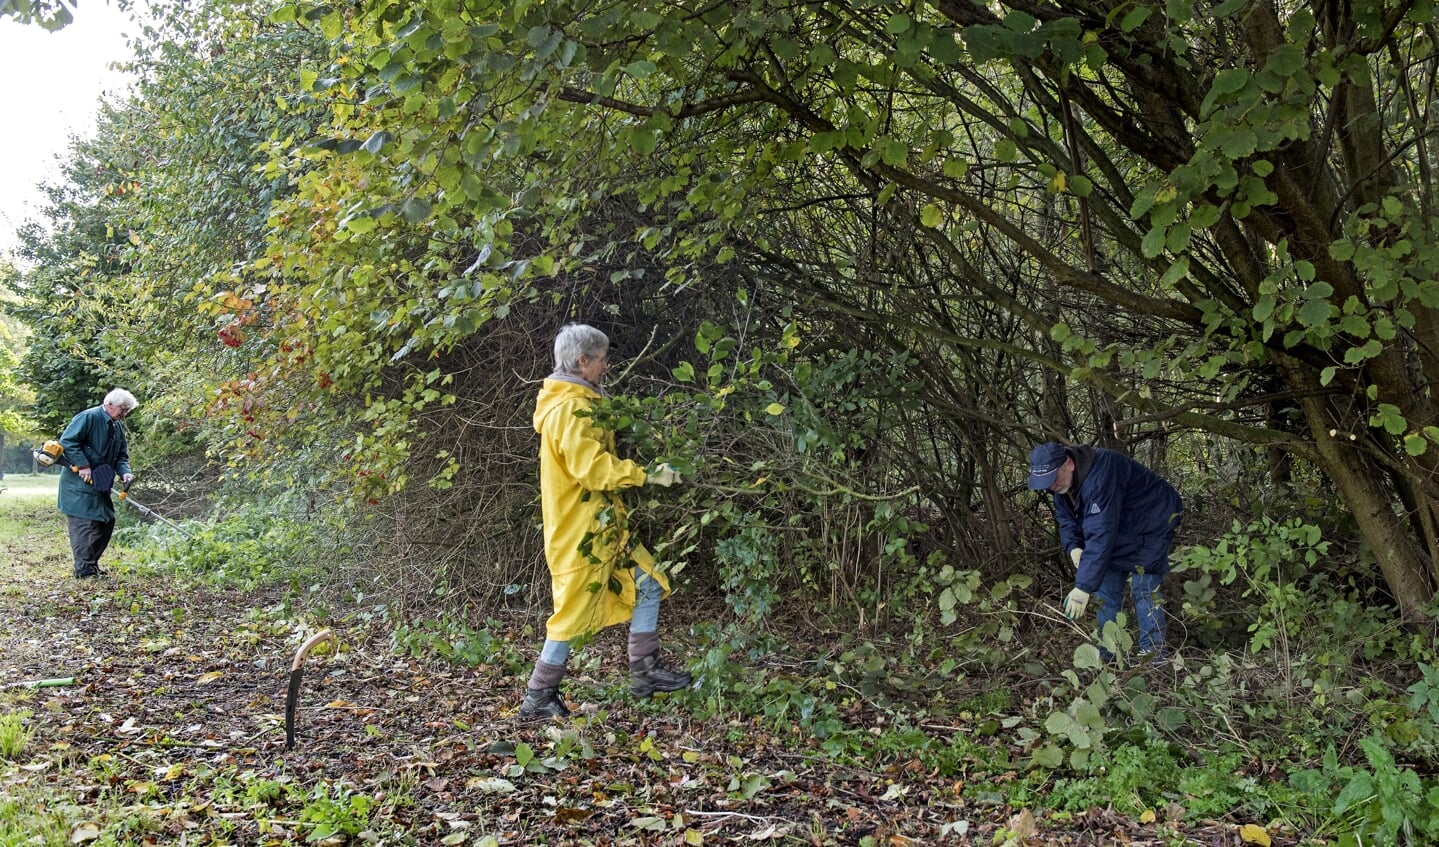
1027, 442, 1069, 490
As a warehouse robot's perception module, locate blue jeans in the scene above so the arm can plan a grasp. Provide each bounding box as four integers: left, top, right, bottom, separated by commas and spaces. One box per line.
538, 566, 663, 664
1094, 569, 1166, 656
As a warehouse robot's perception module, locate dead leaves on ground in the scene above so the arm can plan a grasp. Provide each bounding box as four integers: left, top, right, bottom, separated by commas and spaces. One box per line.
0, 563, 1293, 845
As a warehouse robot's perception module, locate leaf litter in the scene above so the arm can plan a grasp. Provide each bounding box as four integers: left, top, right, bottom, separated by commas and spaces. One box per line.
0, 514, 1285, 845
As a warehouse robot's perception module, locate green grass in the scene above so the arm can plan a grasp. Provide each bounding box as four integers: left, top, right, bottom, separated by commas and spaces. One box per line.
0, 472, 60, 504
0, 709, 32, 758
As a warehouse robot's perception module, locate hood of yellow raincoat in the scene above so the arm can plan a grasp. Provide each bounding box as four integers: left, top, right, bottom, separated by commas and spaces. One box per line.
533, 378, 668, 640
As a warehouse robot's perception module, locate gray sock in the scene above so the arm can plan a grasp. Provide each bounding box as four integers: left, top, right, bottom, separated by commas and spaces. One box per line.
527, 660, 566, 691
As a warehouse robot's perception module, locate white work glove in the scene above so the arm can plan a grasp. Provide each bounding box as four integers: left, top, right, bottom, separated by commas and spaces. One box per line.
1063, 588, 1090, 620
1070, 548, 1083, 569
646, 463, 680, 487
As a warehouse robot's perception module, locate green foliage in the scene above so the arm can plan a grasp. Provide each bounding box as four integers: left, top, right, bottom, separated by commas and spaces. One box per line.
298, 782, 375, 843
120, 493, 333, 586
1173, 517, 1329, 652
1042, 744, 1262, 820
1291, 738, 1439, 846
0, 0, 74, 29
0, 709, 32, 759
390, 617, 527, 674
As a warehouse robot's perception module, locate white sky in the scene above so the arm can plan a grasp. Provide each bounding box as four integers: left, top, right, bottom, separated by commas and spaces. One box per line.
0, 2, 138, 257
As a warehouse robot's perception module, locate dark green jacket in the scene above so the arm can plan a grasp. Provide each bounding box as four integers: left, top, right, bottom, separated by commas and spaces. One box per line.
57, 406, 131, 522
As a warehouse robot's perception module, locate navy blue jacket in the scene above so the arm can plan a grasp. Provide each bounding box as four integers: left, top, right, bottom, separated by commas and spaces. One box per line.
1051, 445, 1183, 593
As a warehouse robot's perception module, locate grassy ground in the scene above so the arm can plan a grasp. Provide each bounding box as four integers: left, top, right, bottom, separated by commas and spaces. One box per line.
1, 471, 60, 502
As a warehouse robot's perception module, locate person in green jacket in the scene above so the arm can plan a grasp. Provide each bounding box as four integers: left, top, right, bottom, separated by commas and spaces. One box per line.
57, 388, 138, 579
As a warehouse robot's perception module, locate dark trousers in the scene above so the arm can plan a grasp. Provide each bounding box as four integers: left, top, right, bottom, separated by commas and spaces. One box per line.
66, 515, 115, 577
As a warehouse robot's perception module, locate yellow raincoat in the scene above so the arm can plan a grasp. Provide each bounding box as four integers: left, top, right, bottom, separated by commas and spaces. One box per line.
534, 377, 671, 641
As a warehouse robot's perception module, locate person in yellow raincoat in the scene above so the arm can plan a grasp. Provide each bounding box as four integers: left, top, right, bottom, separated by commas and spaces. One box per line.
520, 323, 692, 719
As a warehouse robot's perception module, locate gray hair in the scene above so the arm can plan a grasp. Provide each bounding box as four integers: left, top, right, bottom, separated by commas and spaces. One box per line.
553, 323, 609, 374
104, 388, 139, 413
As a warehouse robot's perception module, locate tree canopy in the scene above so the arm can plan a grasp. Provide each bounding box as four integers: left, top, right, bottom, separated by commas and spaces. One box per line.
8, 0, 1439, 648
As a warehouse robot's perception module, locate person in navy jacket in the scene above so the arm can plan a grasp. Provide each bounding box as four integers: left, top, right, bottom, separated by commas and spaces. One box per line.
57, 388, 138, 579
1027, 441, 1183, 658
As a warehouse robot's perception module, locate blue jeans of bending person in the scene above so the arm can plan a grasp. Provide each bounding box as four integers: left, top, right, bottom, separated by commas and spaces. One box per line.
1093, 569, 1166, 658
538, 566, 664, 665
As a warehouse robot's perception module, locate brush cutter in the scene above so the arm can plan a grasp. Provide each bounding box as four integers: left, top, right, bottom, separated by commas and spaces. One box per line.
118, 485, 194, 538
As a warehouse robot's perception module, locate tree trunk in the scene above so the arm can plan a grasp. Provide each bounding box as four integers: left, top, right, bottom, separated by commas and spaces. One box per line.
1282, 357, 1438, 619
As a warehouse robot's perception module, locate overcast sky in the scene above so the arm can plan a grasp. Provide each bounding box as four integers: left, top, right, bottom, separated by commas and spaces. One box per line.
0, 2, 138, 258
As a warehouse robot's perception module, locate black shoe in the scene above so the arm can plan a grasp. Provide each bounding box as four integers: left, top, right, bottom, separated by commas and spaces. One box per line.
518, 686, 571, 719
75, 569, 107, 580
629, 653, 692, 698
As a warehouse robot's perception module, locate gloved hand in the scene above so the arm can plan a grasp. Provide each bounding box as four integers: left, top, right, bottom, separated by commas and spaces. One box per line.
1063, 588, 1090, 620
122, 473, 135, 485
1070, 548, 1083, 569
647, 463, 680, 487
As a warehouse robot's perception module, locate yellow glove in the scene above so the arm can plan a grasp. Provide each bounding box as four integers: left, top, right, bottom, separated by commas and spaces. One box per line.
1070, 548, 1083, 569
646, 463, 680, 487
1064, 588, 1090, 620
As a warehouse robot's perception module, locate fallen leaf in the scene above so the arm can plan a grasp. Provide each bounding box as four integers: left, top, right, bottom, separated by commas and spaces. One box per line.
196, 671, 224, 684
1239, 823, 1271, 846
1139, 809, 1156, 824
1007, 808, 1037, 839
70, 823, 100, 844
465, 776, 516, 794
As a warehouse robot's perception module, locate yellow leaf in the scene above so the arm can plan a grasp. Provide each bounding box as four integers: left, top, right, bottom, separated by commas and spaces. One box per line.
70, 823, 101, 844
196, 671, 224, 684
684, 829, 704, 846
1139, 809, 1156, 824
1239, 824, 1271, 846
764, 402, 786, 415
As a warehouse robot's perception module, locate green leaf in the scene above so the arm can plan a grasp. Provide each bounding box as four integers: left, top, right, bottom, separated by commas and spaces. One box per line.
1370, 403, 1408, 436
1211, 67, 1251, 96
1029, 743, 1063, 769
920, 205, 944, 227
400, 197, 431, 224
363, 131, 394, 155
881, 139, 908, 166
1298, 297, 1333, 327
1264, 44, 1305, 76
1405, 433, 1428, 456
624, 60, 658, 78
1141, 225, 1167, 258
1160, 256, 1189, 286
1074, 643, 1103, 669
673, 362, 695, 383
764, 402, 786, 415
1119, 5, 1152, 31
943, 158, 969, 179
